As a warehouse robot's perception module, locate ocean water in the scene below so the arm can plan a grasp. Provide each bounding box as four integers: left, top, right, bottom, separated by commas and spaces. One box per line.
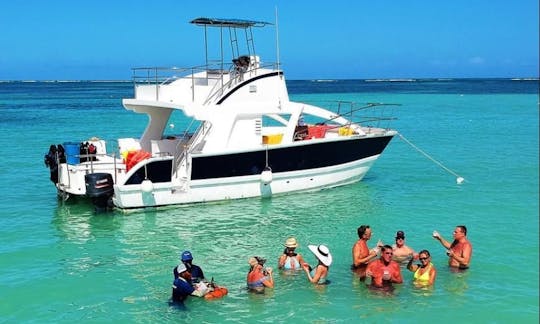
0, 79, 538, 323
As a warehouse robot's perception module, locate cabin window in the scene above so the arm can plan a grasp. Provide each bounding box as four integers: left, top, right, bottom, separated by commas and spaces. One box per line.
163, 110, 201, 139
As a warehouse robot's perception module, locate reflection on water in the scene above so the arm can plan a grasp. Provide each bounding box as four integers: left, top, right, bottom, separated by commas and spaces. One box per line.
444, 268, 470, 295
52, 201, 121, 244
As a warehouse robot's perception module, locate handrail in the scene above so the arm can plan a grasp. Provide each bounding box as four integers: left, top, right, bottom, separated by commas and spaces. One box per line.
131, 61, 278, 103
171, 121, 213, 180
301, 100, 399, 129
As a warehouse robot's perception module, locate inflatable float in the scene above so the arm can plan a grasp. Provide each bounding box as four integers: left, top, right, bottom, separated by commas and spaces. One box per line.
204, 285, 228, 300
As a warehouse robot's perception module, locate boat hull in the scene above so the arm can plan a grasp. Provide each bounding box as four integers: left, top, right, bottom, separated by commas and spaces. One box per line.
112, 134, 394, 209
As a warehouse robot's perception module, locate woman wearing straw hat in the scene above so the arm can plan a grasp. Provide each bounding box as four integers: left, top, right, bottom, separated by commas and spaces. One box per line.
278, 237, 307, 271
302, 244, 332, 285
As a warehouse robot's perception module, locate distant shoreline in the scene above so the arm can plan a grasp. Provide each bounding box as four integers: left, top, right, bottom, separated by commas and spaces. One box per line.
0, 77, 538, 83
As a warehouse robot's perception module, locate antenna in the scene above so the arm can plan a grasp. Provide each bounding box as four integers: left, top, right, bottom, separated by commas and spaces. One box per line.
275, 6, 281, 74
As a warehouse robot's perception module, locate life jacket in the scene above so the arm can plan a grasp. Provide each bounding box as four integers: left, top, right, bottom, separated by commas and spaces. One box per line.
126, 150, 151, 171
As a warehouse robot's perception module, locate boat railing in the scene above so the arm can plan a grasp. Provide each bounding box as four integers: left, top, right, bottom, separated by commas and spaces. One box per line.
203, 61, 278, 104
305, 100, 399, 131
171, 121, 213, 180
57, 152, 121, 191
131, 61, 279, 103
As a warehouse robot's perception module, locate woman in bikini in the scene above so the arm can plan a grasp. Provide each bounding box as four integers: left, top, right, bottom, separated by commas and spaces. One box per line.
247, 256, 274, 293
407, 249, 437, 287
278, 237, 307, 271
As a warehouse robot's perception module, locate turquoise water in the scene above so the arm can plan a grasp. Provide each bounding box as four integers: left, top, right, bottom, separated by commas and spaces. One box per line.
0, 80, 538, 323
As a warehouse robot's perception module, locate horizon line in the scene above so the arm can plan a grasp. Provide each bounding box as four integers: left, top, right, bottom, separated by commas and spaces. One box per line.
1, 77, 539, 83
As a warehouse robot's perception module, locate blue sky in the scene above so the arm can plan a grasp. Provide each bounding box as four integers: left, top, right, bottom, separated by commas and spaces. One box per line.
1, 0, 538, 80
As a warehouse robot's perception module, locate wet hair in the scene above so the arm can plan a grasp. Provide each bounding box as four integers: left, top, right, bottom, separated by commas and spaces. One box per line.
457, 225, 467, 235
381, 245, 393, 253
418, 249, 431, 257
357, 225, 370, 238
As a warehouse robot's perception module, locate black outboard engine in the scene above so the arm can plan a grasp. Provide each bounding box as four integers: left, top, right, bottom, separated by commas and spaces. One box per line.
85, 173, 114, 212
44, 145, 59, 184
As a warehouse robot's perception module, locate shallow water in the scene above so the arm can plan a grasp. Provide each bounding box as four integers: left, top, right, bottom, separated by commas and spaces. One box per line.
0, 80, 538, 322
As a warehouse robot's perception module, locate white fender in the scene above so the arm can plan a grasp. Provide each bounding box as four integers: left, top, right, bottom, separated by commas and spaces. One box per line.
141, 179, 154, 192
261, 170, 273, 184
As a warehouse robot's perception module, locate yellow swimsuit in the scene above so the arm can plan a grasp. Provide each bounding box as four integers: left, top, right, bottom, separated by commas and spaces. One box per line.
413, 262, 433, 285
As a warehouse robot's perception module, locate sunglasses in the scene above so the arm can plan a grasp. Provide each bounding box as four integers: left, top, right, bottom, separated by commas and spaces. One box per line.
419, 257, 429, 261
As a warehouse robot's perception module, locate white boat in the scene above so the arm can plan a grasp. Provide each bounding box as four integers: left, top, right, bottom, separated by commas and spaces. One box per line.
44, 17, 398, 210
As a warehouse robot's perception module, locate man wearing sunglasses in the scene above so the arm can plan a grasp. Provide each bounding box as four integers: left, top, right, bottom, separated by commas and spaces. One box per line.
365, 245, 403, 289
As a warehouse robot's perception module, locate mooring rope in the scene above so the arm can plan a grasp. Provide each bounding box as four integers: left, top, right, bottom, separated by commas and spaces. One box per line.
398, 133, 465, 184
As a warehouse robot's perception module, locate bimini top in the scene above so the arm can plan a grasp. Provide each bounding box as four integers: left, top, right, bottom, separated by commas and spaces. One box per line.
190, 17, 272, 28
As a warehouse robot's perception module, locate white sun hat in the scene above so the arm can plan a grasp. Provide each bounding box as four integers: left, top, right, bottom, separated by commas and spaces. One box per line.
308, 244, 332, 266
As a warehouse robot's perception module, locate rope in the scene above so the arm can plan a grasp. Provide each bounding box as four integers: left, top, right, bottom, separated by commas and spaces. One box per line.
398, 133, 465, 184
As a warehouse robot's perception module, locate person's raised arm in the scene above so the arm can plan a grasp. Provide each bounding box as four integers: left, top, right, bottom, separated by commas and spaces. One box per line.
278, 253, 287, 269
306, 265, 325, 284
263, 268, 274, 288
303, 263, 320, 283
407, 256, 418, 272
432, 230, 451, 249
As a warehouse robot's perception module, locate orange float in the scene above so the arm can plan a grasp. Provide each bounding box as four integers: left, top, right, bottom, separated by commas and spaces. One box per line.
204, 285, 228, 300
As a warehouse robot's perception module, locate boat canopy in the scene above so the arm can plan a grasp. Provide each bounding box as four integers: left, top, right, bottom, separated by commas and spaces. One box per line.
190, 17, 272, 28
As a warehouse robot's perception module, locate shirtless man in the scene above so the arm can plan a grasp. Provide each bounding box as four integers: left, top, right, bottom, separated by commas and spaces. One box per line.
433, 225, 472, 269
392, 230, 417, 263
365, 245, 403, 288
352, 225, 381, 279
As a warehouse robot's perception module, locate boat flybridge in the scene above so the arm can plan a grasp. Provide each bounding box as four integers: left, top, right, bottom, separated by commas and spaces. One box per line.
44, 17, 398, 210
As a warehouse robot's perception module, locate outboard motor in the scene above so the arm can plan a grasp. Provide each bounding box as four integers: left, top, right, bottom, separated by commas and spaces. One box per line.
85, 173, 114, 212
44, 145, 59, 184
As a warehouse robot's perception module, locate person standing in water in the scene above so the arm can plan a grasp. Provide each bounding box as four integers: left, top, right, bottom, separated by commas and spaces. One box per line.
303, 244, 332, 285
278, 237, 307, 271
433, 225, 472, 269
365, 245, 403, 289
180, 250, 205, 283
407, 249, 437, 287
352, 225, 381, 279
171, 263, 208, 303
247, 256, 274, 293
392, 230, 417, 264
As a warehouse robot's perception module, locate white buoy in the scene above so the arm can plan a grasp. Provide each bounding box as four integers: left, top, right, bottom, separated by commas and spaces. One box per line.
141, 179, 154, 192
261, 169, 273, 184
456, 177, 464, 184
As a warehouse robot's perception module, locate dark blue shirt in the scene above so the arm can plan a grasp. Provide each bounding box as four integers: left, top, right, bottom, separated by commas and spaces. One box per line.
186, 263, 205, 283
171, 277, 195, 302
